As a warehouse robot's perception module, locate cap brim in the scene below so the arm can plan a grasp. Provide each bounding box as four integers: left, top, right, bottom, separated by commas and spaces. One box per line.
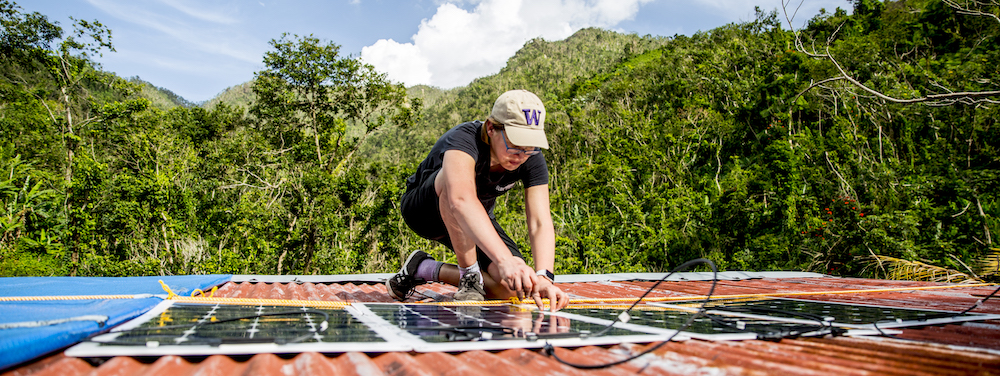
505, 126, 549, 149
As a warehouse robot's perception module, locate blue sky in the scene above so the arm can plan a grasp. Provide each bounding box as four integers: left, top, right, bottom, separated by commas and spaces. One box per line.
21, 0, 850, 103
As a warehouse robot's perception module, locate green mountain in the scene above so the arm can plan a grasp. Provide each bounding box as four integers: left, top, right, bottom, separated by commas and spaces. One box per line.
202, 81, 255, 110
418, 28, 669, 132
132, 77, 196, 110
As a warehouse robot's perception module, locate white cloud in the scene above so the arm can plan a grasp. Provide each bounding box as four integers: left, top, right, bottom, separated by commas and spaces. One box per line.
361, 0, 652, 88
361, 39, 432, 85
429, 0, 480, 6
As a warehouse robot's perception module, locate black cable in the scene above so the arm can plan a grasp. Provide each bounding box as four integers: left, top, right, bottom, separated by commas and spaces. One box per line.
958, 283, 1000, 315
873, 282, 1000, 340
701, 310, 842, 340
709, 305, 843, 339
869, 320, 913, 341
542, 258, 719, 369
403, 325, 516, 341
864, 283, 1000, 342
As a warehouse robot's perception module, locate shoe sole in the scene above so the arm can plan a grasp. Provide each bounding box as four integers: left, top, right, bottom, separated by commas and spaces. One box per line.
385, 279, 403, 301
385, 250, 427, 301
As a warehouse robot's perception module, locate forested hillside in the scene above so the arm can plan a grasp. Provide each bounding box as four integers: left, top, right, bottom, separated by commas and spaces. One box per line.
2, 0, 998, 280
202, 81, 254, 111
134, 78, 196, 110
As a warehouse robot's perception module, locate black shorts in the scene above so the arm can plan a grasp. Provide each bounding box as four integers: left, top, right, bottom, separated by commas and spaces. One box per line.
400, 169, 523, 271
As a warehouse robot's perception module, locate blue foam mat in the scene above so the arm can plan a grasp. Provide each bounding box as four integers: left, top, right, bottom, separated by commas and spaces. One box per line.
0, 275, 231, 371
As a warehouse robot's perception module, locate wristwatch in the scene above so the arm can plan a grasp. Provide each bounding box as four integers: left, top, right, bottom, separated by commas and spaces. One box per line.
536, 269, 555, 283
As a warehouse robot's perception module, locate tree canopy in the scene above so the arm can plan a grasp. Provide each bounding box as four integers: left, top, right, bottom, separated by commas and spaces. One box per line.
2, 0, 998, 281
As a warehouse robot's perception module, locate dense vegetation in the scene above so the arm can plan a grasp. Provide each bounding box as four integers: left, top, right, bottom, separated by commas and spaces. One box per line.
2, 0, 998, 280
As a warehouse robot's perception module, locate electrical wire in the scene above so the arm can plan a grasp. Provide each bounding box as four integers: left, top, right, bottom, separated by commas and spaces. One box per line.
542, 258, 719, 369
541, 257, 866, 368
868, 283, 1000, 341
403, 325, 516, 341
704, 306, 844, 340
958, 283, 1000, 315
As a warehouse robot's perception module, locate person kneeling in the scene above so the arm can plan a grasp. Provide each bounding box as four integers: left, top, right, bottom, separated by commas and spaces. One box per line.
386, 90, 568, 312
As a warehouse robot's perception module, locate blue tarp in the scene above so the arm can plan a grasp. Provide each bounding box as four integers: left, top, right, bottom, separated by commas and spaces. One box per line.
0, 275, 231, 371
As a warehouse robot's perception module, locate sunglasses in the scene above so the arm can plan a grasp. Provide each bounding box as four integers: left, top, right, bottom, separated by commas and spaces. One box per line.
497, 129, 541, 156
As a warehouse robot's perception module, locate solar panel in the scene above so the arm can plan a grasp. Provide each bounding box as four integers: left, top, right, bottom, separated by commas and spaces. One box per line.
557, 306, 840, 340
66, 301, 413, 356
66, 297, 1000, 357
651, 298, 1000, 330
66, 301, 681, 356
98, 304, 378, 346
365, 304, 635, 341
351, 303, 681, 352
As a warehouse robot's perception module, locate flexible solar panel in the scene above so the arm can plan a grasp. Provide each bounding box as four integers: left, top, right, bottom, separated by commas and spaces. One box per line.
66, 301, 414, 356
67, 297, 999, 357
650, 298, 1000, 330
103, 305, 375, 346
366, 304, 671, 340
326, 303, 681, 352
557, 306, 845, 340
67, 301, 681, 357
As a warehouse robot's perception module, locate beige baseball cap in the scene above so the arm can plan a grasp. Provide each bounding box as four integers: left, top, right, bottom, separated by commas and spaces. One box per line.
490, 90, 548, 149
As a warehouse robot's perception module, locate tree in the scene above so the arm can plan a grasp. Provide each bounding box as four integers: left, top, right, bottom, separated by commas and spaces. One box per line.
1, 0, 125, 275
784, 0, 1000, 106
780, 0, 1000, 274
252, 33, 413, 171
0, 0, 59, 59
248, 33, 416, 274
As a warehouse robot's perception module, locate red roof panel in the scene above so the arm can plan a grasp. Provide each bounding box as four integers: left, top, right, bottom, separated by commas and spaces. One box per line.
4, 275, 999, 376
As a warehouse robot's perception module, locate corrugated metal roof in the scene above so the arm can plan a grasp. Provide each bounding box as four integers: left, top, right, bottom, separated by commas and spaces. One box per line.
4, 276, 1000, 375
229, 271, 830, 284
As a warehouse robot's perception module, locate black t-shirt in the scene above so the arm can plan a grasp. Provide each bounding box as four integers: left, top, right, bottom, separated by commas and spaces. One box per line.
406, 121, 549, 212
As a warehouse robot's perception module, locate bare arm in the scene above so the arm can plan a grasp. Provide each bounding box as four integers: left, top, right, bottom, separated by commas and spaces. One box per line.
525, 184, 568, 311
525, 184, 555, 272
435, 150, 537, 296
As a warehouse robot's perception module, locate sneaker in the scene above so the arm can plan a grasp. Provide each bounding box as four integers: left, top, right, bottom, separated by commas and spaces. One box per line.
454, 271, 486, 301
386, 250, 431, 301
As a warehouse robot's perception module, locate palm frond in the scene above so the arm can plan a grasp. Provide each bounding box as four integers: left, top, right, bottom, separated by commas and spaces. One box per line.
979, 248, 1000, 278
870, 255, 983, 284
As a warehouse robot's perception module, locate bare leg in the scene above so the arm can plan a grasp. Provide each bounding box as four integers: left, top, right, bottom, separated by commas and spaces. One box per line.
432, 158, 517, 300
435, 172, 478, 269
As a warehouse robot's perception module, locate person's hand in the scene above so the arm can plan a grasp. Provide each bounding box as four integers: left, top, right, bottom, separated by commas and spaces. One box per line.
531, 277, 569, 312
495, 257, 536, 299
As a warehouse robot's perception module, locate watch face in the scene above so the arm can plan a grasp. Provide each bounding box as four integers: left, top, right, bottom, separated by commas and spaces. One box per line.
537, 270, 554, 281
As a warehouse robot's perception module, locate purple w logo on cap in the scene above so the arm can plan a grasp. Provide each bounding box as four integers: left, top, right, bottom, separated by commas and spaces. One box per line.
522, 109, 542, 126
